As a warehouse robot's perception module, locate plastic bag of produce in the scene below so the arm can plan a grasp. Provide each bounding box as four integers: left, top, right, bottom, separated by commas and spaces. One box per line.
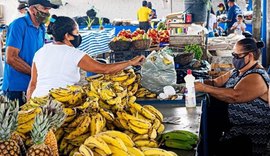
141, 49, 177, 93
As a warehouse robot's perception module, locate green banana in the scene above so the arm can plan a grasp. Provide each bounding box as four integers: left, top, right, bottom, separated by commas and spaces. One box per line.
164, 139, 194, 150
177, 130, 199, 141
162, 130, 195, 141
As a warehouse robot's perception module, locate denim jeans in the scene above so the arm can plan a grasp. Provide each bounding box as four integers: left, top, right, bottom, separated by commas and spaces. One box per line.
3, 91, 26, 106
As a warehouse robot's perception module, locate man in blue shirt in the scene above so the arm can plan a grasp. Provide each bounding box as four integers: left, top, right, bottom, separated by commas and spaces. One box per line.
2, 0, 59, 106
225, 0, 242, 34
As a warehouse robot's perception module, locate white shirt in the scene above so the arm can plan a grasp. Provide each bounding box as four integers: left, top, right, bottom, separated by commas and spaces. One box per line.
32, 43, 86, 97
232, 22, 246, 35
208, 13, 217, 32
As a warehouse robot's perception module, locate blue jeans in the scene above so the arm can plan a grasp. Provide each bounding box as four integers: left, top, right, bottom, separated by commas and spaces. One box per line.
3, 91, 26, 106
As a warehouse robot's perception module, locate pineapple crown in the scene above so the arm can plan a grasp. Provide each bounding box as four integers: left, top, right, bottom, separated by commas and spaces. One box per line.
43, 99, 66, 129
0, 98, 19, 141
31, 109, 52, 145
30, 101, 66, 144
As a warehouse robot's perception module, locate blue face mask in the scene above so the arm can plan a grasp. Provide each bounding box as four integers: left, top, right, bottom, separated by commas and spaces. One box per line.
232, 53, 250, 70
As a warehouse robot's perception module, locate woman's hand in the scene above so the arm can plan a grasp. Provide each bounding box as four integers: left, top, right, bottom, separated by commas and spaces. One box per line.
129, 55, 146, 66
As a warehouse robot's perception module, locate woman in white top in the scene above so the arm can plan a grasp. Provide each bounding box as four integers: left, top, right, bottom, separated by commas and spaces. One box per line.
26, 15, 145, 99
230, 14, 246, 35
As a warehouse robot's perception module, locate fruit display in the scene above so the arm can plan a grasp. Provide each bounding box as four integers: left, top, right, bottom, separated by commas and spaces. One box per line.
111, 29, 132, 42
158, 30, 169, 43
147, 28, 170, 45
160, 130, 198, 150
7, 68, 198, 155
147, 29, 159, 44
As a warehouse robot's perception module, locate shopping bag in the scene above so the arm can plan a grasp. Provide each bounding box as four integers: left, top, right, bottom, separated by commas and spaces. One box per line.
141, 49, 177, 93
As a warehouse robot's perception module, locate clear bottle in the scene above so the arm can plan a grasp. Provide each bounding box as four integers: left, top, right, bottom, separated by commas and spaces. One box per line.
184, 69, 196, 108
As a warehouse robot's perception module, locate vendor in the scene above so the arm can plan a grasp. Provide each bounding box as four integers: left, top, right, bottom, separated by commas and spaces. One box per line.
208, 7, 217, 37
17, 3, 28, 15
137, 0, 153, 33
225, 0, 242, 34
195, 38, 270, 155
26, 15, 145, 99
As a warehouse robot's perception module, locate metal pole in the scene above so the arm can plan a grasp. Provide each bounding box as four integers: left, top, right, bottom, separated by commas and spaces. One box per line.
170, 0, 173, 13
262, 0, 267, 66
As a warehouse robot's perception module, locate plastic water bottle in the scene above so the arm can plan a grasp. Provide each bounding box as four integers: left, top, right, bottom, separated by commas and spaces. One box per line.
184, 69, 196, 108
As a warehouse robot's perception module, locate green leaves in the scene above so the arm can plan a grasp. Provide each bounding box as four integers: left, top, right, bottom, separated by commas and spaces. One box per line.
184, 44, 203, 60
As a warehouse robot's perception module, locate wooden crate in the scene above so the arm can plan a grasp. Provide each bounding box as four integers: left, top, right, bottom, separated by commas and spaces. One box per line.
169, 35, 204, 47
208, 63, 233, 78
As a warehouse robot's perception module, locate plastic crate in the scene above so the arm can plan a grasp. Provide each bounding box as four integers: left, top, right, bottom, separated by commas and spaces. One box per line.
110, 50, 150, 63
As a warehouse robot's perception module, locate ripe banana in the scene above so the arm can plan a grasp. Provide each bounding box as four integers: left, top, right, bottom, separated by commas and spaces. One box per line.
132, 134, 149, 141
128, 118, 152, 129
69, 147, 79, 156
107, 144, 130, 156
17, 119, 34, 134
148, 128, 158, 139
122, 73, 136, 86
63, 108, 76, 116
101, 130, 135, 147
68, 92, 82, 105
84, 136, 112, 155
97, 134, 128, 152
119, 118, 130, 130
128, 96, 137, 105
128, 122, 148, 135
68, 114, 87, 128
145, 93, 157, 98
65, 116, 91, 140
152, 118, 161, 130
93, 147, 107, 155
86, 90, 100, 98
99, 108, 115, 122
116, 89, 127, 98
64, 114, 77, 123
100, 89, 114, 101
79, 144, 94, 156
113, 82, 124, 92
134, 139, 159, 148
130, 83, 139, 95
157, 124, 165, 134
124, 130, 136, 139
68, 133, 90, 146
130, 103, 156, 120
127, 147, 144, 156
107, 96, 122, 105
18, 108, 41, 124
90, 113, 105, 136
111, 74, 129, 82
86, 74, 104, 82
54, 128, 65, 142
143, 105, 164, 122
142, 148, 174, 156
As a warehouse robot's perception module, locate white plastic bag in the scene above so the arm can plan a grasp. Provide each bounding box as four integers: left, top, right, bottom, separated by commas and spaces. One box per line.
141, 50, 177, 93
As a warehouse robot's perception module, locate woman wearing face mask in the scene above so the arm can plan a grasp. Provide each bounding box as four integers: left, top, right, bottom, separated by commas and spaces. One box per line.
195, 38, 270, 155
26, 15, 145, 99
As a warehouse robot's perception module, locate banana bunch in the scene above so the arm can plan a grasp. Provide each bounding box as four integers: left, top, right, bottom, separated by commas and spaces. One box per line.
135, 87, 157, 98
75, 130, 176, 156
161, 130, 199, 150
49, 85, 84, 105
20, 96, 49, 111
17, 108, 42, 134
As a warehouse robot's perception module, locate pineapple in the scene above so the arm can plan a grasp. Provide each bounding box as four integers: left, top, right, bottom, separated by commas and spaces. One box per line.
0, 99, 21, 156
44, 100, 66, 156
27, 109, 53, 156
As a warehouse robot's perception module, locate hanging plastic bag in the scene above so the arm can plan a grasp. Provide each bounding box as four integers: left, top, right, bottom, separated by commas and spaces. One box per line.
141, 49, 177, 93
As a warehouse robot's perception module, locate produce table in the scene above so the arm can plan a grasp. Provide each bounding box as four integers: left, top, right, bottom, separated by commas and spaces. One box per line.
139, 97, 206, 156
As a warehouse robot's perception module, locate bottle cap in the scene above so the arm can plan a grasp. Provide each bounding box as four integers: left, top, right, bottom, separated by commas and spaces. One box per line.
187, 69, 192, 75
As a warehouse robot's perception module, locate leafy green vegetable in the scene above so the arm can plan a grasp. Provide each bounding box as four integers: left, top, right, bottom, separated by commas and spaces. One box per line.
184, 44, 203, 60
